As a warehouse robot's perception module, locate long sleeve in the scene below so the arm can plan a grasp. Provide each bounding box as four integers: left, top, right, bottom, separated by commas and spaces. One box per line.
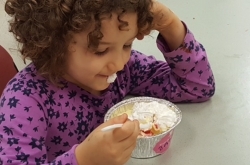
0, 86, 78, 165
125, 27, 215, 102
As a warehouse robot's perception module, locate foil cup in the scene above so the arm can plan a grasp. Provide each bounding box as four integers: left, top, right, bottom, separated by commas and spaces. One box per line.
104, 97, 182, 159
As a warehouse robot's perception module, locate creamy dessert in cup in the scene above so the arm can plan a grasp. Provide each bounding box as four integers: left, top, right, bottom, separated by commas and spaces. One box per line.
104, 97, 182, 158
128, 101, 178, 137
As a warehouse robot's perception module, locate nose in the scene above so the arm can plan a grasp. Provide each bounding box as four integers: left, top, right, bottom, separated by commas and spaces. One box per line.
108, 51, 129, 72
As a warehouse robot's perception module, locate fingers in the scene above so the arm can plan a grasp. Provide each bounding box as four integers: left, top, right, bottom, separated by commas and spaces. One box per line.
123, 120, 140, 143
112, 120, 135, 142
118, 137, 138, 164
136, 33, 144, 40
100, 120, 139, 164
97, 113, 128, 131
120, 120, 139, 149
136, 28, 152, 40
114, 120, 140, 147
112, 113, 128, 124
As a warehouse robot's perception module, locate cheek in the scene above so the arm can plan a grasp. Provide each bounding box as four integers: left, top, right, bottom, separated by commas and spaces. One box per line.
125, 50, 132, 63
73, 56, 107, 76
68, 56, 87, 71
65, 51, 90, 75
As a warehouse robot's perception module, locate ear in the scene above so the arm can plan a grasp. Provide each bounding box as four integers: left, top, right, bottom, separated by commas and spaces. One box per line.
136, 33, 144, 40
68, 40, 77, 53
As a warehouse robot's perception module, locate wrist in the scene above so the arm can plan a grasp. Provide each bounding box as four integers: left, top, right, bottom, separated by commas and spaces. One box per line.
75, 143, 92, 165
151, 2, 186, 50
157, 19, 186, 50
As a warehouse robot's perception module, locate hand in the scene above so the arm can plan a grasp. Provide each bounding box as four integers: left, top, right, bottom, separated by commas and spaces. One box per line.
75, 114, 140, 165
151, 0, 177, 32
137, 1, 185, 50
136, 0, 175, 40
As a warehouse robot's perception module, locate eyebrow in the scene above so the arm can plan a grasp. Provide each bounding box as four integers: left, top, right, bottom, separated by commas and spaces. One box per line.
99, 35, 136, 45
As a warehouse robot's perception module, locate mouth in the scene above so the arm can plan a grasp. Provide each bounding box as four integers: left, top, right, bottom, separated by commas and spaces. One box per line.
97, 74, 108, 78
107, 73, 117, 83
97, 73, 117, 83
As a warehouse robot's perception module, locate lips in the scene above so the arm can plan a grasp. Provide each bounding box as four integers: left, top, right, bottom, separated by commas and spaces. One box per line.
107, 73, 117, 83
97, 73, 117, 83
98, 75, 108, 78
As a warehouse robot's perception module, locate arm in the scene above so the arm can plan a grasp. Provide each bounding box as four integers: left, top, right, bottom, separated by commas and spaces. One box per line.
0, 86, 78, 164
124, 2, 215, 102
0, 76, 137, 165
126, 25, 215, 102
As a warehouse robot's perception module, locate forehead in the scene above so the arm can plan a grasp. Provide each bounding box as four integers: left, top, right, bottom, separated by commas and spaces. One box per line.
100, 12, 138, 42
73, 12, 138, 45
101, 12, 138, 31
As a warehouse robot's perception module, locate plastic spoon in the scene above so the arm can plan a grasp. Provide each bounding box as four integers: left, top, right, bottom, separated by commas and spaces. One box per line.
101, 124, 123, 132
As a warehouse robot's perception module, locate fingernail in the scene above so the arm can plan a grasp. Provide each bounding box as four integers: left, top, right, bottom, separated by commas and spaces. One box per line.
134, 120, 139, 125
133, 120, 139, 127
119, 113, 127, 119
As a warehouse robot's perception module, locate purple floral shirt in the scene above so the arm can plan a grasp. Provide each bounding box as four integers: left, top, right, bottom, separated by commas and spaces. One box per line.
0, 27, 215, 164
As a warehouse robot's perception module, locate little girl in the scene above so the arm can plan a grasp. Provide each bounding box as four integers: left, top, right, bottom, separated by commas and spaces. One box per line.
0, 0, 215, 164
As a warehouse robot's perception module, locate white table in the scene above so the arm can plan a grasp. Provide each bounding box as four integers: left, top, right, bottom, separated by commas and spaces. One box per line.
127, 0, 250, 164
1, 0, 249, 164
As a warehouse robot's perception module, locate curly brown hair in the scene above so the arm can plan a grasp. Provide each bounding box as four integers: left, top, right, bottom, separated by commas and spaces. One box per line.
5, 0, 154, 85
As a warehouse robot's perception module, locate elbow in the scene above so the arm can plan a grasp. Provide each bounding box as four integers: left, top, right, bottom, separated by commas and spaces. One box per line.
183, 82, 216, 103
168, 78, 216, 103
195, 82, 216, 103
207, 83, 216, 98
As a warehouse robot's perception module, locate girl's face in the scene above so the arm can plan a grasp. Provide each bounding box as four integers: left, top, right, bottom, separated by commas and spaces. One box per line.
64, 12, 138, 95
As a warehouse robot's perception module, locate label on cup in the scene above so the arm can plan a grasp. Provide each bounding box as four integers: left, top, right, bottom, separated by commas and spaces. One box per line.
153, 130, 174, 154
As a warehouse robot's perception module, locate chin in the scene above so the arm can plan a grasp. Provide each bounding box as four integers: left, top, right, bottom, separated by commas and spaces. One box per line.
94, 83, 110, 91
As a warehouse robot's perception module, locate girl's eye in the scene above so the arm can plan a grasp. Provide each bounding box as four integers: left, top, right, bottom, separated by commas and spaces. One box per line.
95, 48, 109, 56
124, 44, 132, 49
94, 44, 132, 56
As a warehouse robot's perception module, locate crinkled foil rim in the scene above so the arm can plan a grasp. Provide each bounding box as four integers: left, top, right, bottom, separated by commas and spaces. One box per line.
104, 96, 182, 138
